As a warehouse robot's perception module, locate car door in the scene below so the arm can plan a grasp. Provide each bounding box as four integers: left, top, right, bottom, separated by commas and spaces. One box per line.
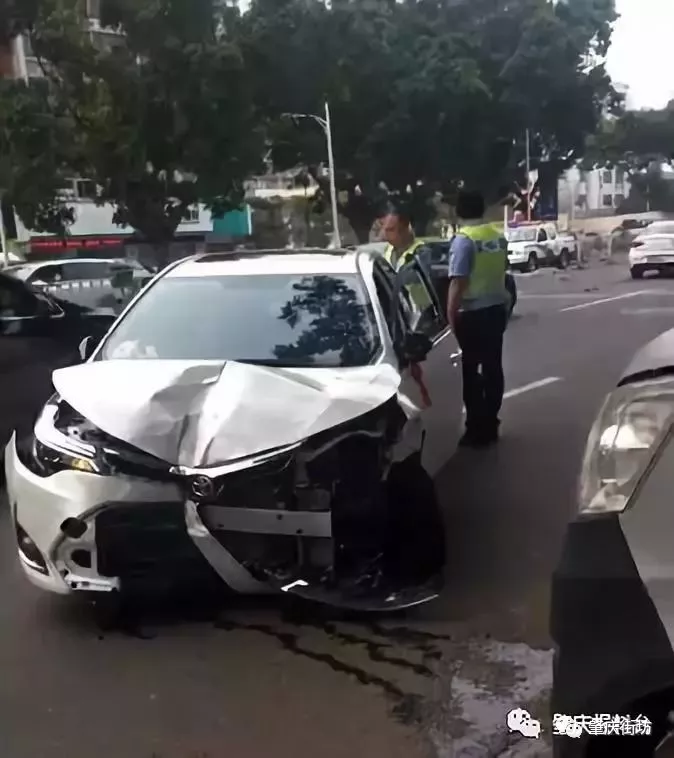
536, 227, 551, 264
378, 258, 463, 477
0, 276, 73, 448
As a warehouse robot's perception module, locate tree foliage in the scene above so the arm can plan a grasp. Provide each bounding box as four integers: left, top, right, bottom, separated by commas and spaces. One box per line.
584, 103, 674, 212
243, 0, 619, 239
1, 0, 619, 244
0, 0, 263, 246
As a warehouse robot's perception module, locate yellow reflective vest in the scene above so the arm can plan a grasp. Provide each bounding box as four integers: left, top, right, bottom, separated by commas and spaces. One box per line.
384, 240, 433, 313
457, 224, 508, 303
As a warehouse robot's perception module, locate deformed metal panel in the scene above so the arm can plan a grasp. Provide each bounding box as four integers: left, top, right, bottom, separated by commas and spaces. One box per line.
199, 506, 332, 538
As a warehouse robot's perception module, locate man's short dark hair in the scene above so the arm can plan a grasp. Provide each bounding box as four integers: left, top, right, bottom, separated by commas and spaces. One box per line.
456, 191, 486, 221
379, 203, 412, 228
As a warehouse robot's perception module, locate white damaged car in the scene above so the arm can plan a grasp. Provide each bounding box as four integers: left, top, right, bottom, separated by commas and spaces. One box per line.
5, 249, 464, 611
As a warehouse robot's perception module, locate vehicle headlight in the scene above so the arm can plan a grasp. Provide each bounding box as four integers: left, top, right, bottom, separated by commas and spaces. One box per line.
17, 401, 103, 477
578, 379, 674, 514
18, 398, 173, 480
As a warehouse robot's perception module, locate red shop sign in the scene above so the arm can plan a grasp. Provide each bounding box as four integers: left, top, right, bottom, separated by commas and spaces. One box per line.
30, 237, 126, 251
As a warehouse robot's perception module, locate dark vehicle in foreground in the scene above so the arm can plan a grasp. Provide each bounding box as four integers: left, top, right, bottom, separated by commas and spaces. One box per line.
5, 248, 465, 611
0, 272, 116, 452
552, 327, 674, 756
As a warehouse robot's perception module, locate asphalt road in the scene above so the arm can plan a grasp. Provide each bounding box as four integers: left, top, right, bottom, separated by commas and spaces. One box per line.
3, 257, 674, 758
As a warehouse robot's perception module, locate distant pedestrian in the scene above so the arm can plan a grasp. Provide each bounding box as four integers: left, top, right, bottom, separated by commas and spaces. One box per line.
447, 190, 509, 448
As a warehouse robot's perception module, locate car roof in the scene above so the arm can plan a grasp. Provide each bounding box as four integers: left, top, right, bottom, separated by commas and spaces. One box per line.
165, 249, 364, 278
7, 257, 130, 272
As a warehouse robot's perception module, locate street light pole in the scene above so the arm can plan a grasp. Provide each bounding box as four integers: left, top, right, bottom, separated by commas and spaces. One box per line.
281, 102, 341, 248
525, 128, 532, 222
0, 192, 8, 268
324, 101, 341, 248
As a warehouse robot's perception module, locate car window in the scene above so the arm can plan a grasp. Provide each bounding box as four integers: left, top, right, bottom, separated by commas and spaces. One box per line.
537, 229, 548, 242
62, 261, 110, 281
546, 226, 557, 240
397, 263, 444, 340
373, 260, 405, 344
98, 272, 381, 368
31, 264, 64, 284
425, 242, 451, 265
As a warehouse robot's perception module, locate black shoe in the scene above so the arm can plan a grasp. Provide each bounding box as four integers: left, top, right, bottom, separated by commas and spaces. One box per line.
481, 427, 500, 445
459, 428, 499, 449
459, 431, 487, 448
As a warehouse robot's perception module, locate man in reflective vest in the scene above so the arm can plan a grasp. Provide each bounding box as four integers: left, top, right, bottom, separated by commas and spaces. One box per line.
380, 208, 433, 313
447, 190, 509, 448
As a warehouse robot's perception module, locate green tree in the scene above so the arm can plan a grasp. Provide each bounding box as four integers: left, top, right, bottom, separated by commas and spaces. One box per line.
0, 0, 263, 257
584, 103, 674, 212
244, 0, 618, 241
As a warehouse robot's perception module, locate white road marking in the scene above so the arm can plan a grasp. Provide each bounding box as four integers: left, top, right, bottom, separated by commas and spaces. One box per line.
518, 293, 603, 300
621, 306, 674, 315
503, 376, 562, 400
560, 290, 651, 312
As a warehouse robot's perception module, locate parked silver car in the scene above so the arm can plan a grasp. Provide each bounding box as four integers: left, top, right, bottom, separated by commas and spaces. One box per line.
552, 327, 674, 756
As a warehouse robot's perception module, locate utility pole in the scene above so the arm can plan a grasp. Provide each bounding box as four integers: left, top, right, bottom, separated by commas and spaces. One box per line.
0, 193, 8, 267
525, 129, 532, 222
282, 102, 341, 248
324, 101, 341, 248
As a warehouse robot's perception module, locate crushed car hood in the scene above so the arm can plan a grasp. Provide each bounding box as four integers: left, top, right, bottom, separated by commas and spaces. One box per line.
52, 359, 401, 468
620, 327, 674, 385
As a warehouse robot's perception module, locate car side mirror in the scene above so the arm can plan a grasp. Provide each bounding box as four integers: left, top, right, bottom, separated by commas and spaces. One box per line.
79, 335, 97, 362
402, 330, 432, 365
111, 269, 134, 289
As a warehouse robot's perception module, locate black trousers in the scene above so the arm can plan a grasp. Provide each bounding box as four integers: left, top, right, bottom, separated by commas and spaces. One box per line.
454, 304, 507, 436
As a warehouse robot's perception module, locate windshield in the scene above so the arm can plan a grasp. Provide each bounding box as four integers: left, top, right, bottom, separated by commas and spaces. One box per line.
507, 228, 537, 243
98, 272, 381, 368
646, 222, 674, 235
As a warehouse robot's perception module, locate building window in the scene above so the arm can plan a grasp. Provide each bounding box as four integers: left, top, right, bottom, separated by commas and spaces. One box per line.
184, 206, 200, 223
615, 167, 625, 184
75, 179, 97, 199
86, 0, 101, 19
602, 194, 613, 207
576, 194, 587, 208
22, 34, 34, 57
602, 169, 613, 184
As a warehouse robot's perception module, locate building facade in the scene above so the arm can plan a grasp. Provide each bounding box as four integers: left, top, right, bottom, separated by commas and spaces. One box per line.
558, 166, 631, 215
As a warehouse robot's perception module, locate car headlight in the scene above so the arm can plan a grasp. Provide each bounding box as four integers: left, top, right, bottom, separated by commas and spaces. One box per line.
578, 378, 674, 514
18, 398, 174, 480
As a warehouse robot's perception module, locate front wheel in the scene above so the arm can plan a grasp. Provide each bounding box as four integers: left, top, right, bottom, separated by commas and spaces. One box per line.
527, 253, 538, 272
558, 249, 571, 270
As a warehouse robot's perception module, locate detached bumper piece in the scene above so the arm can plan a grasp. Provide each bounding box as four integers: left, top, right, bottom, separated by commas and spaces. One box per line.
95, 503, 222, 597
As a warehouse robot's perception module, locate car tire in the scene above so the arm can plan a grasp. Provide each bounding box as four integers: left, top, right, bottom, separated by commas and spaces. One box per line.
527, 253, 538, 272
558, 249, 571, 270
631, 266, 645, 280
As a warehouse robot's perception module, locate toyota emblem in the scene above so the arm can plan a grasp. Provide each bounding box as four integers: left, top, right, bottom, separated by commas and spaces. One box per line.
190, 475, 215, 501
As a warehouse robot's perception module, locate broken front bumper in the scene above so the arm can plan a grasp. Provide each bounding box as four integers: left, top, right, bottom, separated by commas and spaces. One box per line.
6, 434, 444, 611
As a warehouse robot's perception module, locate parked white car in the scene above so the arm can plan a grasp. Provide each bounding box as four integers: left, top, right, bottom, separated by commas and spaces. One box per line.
629, 235, 674, 279
506, 223, 578, 272
5, 247, 464, 611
